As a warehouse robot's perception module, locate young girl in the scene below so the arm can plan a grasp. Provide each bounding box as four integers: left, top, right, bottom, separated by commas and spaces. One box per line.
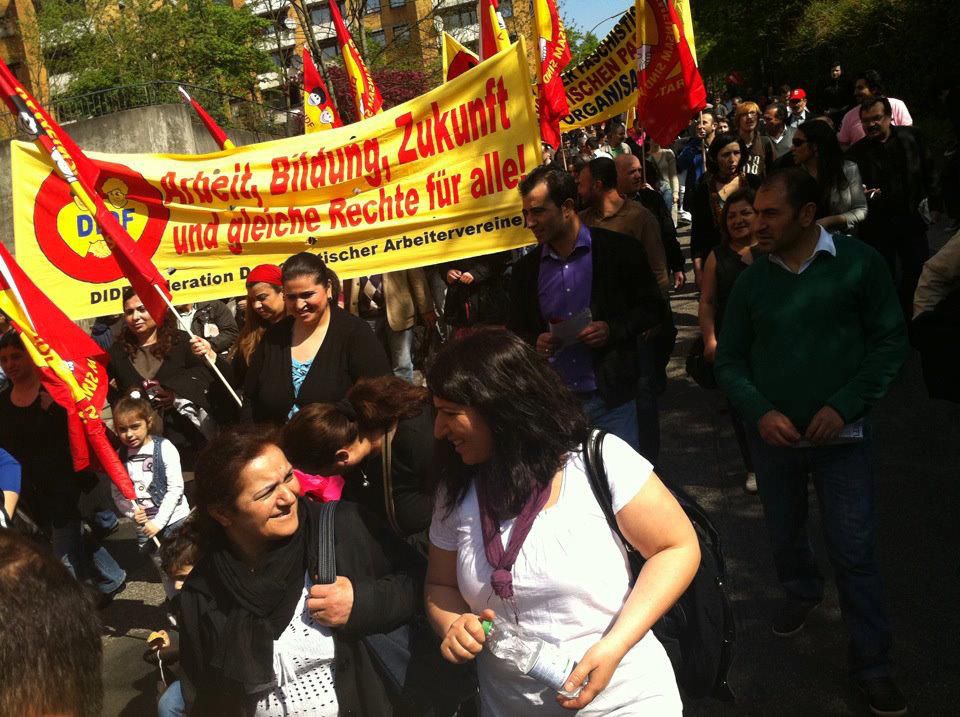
111, 396, 191, 599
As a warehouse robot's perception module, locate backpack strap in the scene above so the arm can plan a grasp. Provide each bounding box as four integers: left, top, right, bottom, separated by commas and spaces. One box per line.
381, 430, 402, 536
315, 500, 338, 585
583, 429, 644, 581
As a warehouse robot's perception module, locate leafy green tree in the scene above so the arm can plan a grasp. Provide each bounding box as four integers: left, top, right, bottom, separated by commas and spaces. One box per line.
563, 15, 600, 67
35, 0, 273, 98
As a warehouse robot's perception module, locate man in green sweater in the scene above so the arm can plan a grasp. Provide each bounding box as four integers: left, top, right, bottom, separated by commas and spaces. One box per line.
716, 169, 909, 716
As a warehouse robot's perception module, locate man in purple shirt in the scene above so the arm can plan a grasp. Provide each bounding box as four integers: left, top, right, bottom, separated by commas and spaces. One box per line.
509, 166, 668, 453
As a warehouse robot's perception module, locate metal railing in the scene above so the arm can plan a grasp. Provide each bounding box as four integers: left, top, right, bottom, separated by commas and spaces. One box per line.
1, 80, 303, 142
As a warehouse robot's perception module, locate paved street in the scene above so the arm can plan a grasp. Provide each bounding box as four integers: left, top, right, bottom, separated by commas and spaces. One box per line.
100, 226, 960, 716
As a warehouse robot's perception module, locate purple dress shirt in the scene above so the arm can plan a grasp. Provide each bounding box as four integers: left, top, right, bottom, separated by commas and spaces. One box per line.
538, 225, 596, 392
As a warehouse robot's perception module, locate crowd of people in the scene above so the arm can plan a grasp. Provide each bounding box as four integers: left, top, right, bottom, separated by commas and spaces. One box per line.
1, 59, 958, 717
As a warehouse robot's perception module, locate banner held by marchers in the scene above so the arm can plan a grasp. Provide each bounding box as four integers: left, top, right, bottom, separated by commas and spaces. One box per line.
12, 41, 542, 321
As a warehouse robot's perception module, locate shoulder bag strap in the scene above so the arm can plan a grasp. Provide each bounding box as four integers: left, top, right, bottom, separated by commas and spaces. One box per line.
316, 501, 338, 585
381, 431, 402, 536
583, 429, 644, 581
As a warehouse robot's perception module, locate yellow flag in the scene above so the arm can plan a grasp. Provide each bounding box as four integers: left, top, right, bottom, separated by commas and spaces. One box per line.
441, 32, 480, 83
672, 0, 698, 65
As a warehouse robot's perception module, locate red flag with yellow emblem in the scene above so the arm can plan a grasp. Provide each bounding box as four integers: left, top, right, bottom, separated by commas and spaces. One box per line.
0, 244, 135, 499
634, 0, 706, 146
0, 59, 171, 325
329, 0, 383, 119
533, 0, 571, 149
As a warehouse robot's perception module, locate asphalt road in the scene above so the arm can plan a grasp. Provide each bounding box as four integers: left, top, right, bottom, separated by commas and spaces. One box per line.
99, 224, 960, 716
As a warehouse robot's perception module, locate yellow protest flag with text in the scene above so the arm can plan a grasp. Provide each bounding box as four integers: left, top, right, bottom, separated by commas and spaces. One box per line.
12, 42, 542, 321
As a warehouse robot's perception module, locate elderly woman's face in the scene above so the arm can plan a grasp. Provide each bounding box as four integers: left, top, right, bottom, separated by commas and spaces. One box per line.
219, 444, 301, 543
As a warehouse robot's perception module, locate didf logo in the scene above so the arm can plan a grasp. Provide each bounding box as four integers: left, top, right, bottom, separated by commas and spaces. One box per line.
33, 160, 169, 283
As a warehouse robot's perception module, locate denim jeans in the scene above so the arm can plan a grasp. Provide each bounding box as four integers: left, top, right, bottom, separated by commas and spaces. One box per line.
157, 681, 186, 717
51, 520, 126, 594
366, 317, 415, 383
580, 393, 641, 455
746, 426, 892, 678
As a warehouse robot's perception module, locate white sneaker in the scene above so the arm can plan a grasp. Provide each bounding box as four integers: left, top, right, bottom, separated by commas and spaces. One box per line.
744, 473, 758, 494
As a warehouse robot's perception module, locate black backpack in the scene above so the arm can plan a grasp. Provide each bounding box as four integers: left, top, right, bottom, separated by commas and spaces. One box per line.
584, 430, 736, 701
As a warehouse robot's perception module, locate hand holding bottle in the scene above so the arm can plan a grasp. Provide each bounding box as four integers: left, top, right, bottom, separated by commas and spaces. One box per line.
555, 636, 629, 711
440, 607, 495, 664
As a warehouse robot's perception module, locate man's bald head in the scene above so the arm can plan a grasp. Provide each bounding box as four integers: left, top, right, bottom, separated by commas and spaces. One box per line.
615, 153, 643, 195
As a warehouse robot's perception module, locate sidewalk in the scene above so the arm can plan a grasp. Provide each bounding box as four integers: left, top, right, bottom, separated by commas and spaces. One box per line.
663, 227, 960, 716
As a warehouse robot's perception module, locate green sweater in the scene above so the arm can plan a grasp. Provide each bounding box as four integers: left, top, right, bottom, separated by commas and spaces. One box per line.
715, 236, 908, 429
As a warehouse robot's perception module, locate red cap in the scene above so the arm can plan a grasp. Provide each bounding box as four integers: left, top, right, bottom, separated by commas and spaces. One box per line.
246, 264, 283, 287
788, 88, 806, 101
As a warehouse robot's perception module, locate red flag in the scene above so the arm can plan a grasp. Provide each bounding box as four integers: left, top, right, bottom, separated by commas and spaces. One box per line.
302, 49, 343, 132
0, 244, 135, 499
178, 86, 235, 150
0, 59, 171, 325
329, 0, 383, 119
478, 0, 510, 61
634, 0, 706, 146
533, 0, 571, 149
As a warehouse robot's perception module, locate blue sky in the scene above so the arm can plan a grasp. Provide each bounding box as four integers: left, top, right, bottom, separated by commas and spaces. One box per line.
559, 0, 631, 41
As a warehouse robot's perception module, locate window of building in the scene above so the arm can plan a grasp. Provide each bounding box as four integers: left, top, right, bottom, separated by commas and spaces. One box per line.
308, 1, 344, 24
393, 23, 410, 42
499, 0, 512, 17
320, 44, 339, 61
309, 4, 331, 23
441, 5, 477, 30
366, 0, 381, 12
368, 29, 386, 45
389, 0, 405, 8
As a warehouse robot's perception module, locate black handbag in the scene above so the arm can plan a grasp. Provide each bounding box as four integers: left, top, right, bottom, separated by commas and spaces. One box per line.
314, 501, 478, 715
685, 336, 718, 390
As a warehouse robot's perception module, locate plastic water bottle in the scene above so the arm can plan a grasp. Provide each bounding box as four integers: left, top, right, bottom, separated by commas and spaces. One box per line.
481, 619, 584, 698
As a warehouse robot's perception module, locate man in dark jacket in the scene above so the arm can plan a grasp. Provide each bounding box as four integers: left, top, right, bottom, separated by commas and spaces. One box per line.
509, 165, 667, 453
850, 96, 934, 316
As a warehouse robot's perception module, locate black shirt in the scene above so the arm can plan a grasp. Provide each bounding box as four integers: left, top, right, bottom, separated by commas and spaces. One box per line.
241, 308, 390, 424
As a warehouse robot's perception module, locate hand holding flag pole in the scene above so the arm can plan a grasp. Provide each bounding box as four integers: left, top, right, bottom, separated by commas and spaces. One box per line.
152, 285, 242, 409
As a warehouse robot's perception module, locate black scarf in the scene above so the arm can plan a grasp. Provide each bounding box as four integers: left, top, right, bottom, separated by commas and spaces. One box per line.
203, 498, 315, 694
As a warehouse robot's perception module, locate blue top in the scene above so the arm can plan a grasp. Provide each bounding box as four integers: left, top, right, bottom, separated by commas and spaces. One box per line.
538, 224, 597, 393
289, 357, 314, 418
0, 447, 21, 493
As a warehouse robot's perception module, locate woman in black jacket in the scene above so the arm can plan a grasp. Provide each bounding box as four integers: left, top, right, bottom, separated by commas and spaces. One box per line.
109, 288, 214, 465
178, 425, 423, 715
241, 253, 390, 424
281, 376, 434, 542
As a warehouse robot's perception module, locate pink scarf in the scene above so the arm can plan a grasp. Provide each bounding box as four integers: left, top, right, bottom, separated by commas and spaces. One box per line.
294, 469, 345, 503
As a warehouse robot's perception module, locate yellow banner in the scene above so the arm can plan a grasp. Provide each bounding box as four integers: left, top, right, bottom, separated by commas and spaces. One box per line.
560, 7, 638, 131
12, 42, 541, 321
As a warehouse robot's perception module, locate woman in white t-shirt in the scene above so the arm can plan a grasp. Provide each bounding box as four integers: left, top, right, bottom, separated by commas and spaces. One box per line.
424, 330, 700, 715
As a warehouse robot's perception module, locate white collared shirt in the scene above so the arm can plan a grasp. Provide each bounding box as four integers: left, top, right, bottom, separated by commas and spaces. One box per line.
769, 226, 836, 274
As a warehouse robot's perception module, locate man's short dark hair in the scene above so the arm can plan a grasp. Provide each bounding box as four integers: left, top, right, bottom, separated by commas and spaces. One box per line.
860, 96, 892, 117
858, 69, 883, 93
765, 103, 788, 122
585, 157, 618, 190
700, 108, 717, 122
605, 121, 625, 139
518, 165, 578, 208
0, 532, 103, 717
760, 168, 820, 215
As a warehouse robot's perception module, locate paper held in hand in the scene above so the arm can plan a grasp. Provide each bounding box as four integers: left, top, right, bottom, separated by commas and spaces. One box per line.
549, 308, 592, 347
796, 418, 866, 448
